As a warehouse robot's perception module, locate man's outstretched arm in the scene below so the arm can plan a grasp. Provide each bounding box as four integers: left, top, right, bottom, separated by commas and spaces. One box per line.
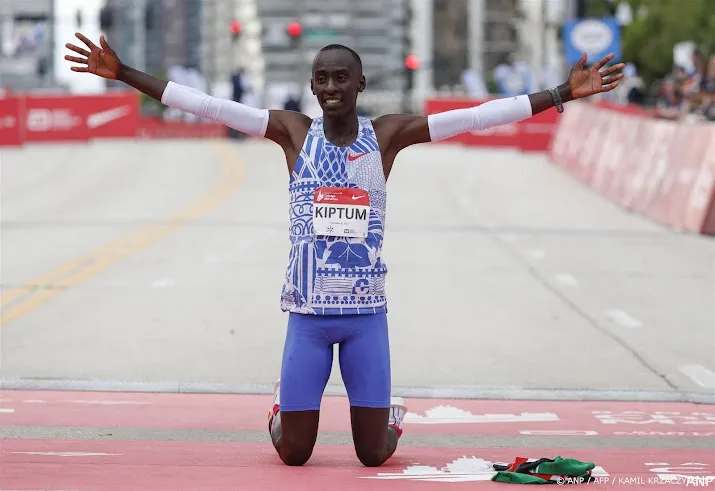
378, 52, 624, 153
65, 32, 306, 148
118, 65, 306, 148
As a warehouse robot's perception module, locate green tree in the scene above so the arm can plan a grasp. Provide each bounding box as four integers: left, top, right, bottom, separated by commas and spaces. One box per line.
620, 0, 715, 85
565, 0, 714, 86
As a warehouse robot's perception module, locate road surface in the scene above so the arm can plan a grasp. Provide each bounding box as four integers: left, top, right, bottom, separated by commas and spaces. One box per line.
0, 138, 713, 490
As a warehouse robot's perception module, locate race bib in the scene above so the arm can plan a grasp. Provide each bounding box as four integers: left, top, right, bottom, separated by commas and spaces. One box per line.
313, 187, 370, 238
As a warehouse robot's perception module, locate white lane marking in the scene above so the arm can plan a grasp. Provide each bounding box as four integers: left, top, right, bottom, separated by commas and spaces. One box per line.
679, 364, 715, 389
604, 310, 643, 328
12, 451, 122, 457
527, 249, 545, 260
23, 400, 46, 404
151, 278, 175, 288
554, 273, 578, 287
66, 400, 150, 405
520, 430, 598, 436
0, 408, 15, 413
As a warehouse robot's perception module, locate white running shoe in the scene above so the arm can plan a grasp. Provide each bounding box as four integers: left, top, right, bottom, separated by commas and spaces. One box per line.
268, 378, 280, 433
388, 396, 407, 438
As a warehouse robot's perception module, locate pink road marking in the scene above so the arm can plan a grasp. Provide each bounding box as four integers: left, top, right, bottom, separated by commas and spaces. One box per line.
1, 390, 713, 437
1, 440, 713, 491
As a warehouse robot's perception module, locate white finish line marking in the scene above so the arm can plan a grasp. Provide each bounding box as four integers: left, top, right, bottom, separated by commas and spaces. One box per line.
604, 310, 643, 328
405, 406, 559, 424
12, 451, 122, 457
679, 364, 715, 389
66, 400, 150, 405
362, 456, 609, 482
0, 408, 15, 413
554, 273, 578, 287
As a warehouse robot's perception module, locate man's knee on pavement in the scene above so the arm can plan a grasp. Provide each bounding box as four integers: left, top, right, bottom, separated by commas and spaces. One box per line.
280, 442, 316, 466
271, 410, 320, 466
355, 445, 388, 467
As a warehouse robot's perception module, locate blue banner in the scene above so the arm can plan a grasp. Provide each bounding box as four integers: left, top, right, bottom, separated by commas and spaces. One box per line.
563, 17, 621, 65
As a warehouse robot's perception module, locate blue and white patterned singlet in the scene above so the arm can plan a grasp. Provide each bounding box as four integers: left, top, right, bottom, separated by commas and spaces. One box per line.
280, 116, 388, 315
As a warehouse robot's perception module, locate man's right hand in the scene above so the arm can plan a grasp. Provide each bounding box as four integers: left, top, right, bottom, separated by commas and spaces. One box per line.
65, 32, 120, 80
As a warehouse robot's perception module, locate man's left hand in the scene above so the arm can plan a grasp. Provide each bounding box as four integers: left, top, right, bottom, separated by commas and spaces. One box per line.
567, 52, 625, 100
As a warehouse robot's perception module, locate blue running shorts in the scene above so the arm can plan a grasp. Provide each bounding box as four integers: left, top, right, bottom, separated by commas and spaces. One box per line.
279, 312, 391, 411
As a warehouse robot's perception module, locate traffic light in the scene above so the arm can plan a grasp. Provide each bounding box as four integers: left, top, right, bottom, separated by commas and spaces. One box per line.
287, 22, 302, 38
404, 54, 420, 94
231, 20, 242, 42
287, 21, 302, 48
405, 54, 420, 71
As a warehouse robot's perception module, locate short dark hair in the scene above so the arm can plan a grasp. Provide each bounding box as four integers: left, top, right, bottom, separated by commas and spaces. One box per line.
316, 44, 362, 71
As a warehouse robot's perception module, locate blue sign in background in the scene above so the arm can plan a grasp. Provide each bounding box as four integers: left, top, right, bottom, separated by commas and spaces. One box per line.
563, 17, 621, 65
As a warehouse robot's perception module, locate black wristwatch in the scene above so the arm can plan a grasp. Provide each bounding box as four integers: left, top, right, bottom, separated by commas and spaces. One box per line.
549, 87, 564, 113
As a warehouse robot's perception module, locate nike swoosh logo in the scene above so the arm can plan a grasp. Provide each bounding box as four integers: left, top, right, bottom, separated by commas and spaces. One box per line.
86, 106, 131, 129
348, 152, 369, 161
352, 195, 366, 200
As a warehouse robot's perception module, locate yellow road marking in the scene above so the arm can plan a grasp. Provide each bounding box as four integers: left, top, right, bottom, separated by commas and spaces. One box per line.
0, 141, 244, 328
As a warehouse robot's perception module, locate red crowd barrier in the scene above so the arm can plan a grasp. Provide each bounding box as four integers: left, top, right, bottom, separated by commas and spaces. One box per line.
0, 92, 227, 147
136, 117, 228, 139
23, 92, 140, 143
424, 96, 561, 152
0, 97, 22, 146
549, 101, 715, 236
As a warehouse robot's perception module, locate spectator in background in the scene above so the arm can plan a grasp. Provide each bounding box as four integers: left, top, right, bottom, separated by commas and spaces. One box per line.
698, 55, 715, 121
283, 93, 301, 112
230, 68, 246, 139
460, 68, 489, 98
231, 68, 245, 106
613, 62, 645, 105
649, 51, 715, 122
678, 51, 714, 121
691, 49, 707, 86
654, 77, 684, 120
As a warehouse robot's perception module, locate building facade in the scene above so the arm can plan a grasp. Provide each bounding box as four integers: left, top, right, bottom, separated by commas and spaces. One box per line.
0, 0, 55, 90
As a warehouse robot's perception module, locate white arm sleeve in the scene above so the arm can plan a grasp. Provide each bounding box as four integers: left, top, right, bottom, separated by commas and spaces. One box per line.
161, 81, 269, 137
427, 94, 533, 142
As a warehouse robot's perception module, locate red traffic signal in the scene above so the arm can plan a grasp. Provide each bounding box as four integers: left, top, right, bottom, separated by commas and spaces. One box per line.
287, 21, 302, 38
230, 20, 242, 35
405, 54, 420, 70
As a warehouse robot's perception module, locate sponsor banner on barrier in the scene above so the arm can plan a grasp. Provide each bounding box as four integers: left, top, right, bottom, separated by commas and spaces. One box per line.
22, 92, 139, 142
0, 92, 232, 145
0, 96, 22, 146
548, 101, 715, 236
424, 97, 560, 152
